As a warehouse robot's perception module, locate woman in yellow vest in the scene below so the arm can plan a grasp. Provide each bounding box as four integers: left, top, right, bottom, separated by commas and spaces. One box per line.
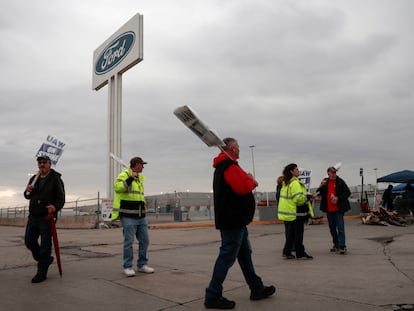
278, 163, 314, 260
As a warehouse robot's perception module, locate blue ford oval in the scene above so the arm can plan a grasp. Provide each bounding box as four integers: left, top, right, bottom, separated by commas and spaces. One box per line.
95, 31, 135, 75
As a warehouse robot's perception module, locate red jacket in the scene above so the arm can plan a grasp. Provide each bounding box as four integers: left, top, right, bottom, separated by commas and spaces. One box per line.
212, 152, 256, 229
213, 152, 255, 194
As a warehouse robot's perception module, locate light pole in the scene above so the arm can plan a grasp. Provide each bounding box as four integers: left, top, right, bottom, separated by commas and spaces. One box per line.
360, 167, 367, 212
373, 168, 378, 208
249, 145, 256, 178
75, 197, 81, 216
249, 145, 257, 206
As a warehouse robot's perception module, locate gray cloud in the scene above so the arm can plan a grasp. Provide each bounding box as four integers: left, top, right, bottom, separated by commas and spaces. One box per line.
1, 0, 413, 207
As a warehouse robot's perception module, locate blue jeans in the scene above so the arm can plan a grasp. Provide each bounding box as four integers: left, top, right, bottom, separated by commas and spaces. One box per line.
120, 216, 149, 269
25, 216, 52, 276
327, 212, 346, 249
205, 227, 264, 302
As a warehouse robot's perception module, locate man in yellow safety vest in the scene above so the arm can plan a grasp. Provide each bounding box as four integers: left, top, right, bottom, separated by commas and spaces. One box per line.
112, 156, 154, 277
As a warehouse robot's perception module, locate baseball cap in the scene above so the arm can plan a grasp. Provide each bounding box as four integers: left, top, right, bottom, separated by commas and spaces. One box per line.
37, 155, 51, 162
130, 157, 147, 167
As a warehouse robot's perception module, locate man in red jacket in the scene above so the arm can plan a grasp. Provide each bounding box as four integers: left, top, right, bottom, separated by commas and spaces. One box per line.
317, 166, 351, 254
204, 137, 275, 309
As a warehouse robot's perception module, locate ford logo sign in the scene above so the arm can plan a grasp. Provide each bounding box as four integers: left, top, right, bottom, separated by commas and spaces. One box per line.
95, 31, 135, 75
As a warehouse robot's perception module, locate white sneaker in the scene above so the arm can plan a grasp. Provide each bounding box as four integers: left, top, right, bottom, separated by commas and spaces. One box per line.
124, 267, 136, 277
138, 265, 154, 273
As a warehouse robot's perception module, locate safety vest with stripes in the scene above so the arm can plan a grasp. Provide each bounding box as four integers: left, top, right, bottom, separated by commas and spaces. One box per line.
277, 177, 314, 221
111, 168, 146, 220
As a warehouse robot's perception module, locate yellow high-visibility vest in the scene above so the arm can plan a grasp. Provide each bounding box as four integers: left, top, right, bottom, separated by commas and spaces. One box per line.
278, 177, 314, 221
111, 168, 146, 220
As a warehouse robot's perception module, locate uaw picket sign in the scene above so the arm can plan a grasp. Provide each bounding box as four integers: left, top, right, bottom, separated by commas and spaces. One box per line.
92, 13, 143, 199
298, 169, 312, 193
35, 135, 66, 166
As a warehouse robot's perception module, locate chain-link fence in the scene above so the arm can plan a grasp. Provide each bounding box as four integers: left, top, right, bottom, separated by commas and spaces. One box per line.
0, 197, 101, 218
0, 189, 385, 221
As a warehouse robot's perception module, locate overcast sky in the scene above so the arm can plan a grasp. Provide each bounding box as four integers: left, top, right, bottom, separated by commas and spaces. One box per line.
1, 0, 413, 208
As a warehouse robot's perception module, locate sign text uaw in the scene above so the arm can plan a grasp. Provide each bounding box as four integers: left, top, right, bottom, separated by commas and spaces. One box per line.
35, 135, 66, 166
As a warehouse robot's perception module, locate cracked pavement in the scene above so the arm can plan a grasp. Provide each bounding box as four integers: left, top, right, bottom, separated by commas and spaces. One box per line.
0, 218, 413, 310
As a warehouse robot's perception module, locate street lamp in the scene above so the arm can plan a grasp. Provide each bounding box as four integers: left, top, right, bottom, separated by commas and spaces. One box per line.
360, 168, 368, 212
249, 145, 256, 178
249, 145, 257, 205
75, 197, 81, 216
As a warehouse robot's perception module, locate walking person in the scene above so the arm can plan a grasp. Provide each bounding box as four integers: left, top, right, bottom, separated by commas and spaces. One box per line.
316, 166, 351, 254
204, 137, 275, 309
112, 156, 154, 277
277, 163, 314, 260
24, 155, 65, 283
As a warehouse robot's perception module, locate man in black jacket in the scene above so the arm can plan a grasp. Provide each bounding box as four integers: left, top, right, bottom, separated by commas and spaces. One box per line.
317, 166, 351, 254
204, 138, 275, 309
24, 155, 65, 283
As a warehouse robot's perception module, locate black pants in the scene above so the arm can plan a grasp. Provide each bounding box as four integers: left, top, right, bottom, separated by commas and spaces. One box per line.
283, 219, 306, 256
24, 216, 52, 276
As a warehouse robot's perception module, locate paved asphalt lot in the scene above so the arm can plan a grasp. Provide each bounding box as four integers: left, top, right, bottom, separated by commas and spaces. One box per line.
0, 218, 413, 311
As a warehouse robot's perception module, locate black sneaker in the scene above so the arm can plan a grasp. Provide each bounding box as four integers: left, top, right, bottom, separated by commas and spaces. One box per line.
31, 274, 47, 283
339, 248, 347, 255
283, 253, 295, 260
250, 285, 276, 301
204, 297, 235, 309
296, 253, 313, 260
330, 246, 339, 252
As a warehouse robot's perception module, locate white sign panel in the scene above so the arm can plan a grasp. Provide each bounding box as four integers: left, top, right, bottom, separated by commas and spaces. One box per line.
35, 135, 66, 166
174, 105, 224, 147
92, 13, 143, 90
299, 169, 312, 193
101, 198, 113, 221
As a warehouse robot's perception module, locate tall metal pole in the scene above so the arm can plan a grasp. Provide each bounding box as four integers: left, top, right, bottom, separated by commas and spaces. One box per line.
249, 145, 256, 205
360, 167, 364, 210
107, 74, 123, 200
373, 168, 378, 208
249, 145, 256, 178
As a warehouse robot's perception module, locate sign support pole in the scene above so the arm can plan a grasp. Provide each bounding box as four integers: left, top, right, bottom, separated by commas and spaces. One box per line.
107, 74, 123, 199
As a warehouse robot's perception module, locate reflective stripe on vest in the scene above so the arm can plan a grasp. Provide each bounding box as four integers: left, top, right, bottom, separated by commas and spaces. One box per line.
118, 208, 144, 216
112, 205, 145, 217
279, 192, 305, 200
278, 210, 308, 217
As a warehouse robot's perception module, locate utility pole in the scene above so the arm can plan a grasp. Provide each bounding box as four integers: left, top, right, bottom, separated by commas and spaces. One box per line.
249, 145, 257, 206
249, 145, 256, 178
373, 168, 378, 208
360, 168, 366, 211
